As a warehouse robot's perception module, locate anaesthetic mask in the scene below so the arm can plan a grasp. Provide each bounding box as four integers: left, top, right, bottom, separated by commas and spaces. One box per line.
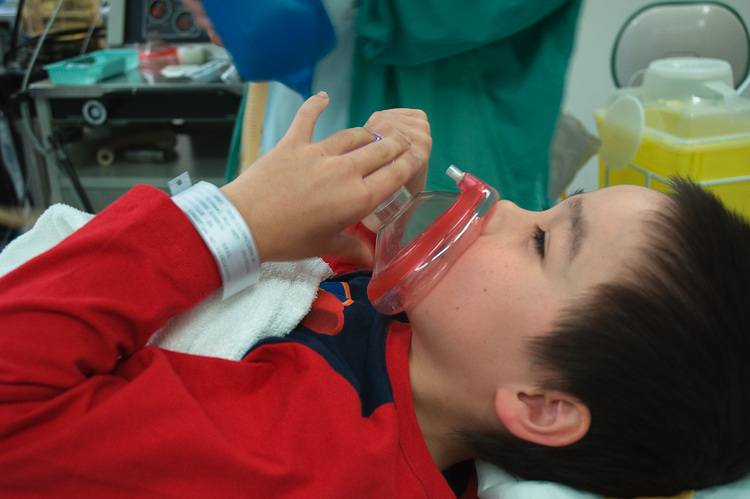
367, 165, 499, 315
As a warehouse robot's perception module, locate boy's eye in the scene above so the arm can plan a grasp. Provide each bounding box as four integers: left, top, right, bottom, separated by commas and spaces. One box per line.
533, 225, 546, 257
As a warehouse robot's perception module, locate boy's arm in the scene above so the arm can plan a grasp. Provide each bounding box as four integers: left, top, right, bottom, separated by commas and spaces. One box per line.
0, 186, 221, 403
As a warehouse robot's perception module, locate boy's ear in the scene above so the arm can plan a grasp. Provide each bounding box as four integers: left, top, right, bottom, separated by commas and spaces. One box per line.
494, 387, 591, 447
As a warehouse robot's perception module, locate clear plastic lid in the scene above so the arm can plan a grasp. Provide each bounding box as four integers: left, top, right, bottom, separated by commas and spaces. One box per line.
367, 166, 499, 315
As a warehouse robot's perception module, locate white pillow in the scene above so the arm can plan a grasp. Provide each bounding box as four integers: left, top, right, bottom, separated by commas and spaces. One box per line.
476, 460, 750, 499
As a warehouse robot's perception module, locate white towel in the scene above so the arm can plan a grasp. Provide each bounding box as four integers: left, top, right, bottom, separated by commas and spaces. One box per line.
0, 203, 93, 276
146, 258, 331, 359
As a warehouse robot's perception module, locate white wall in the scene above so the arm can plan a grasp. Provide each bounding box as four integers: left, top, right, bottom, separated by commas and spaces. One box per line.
562, 0, 750, 194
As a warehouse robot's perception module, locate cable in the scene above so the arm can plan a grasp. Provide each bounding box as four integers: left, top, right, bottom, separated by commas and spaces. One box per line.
80, 7, 103, 55
4, 0, 26, 66
18, 0, 97, 212
0, 110, 28, 249
19, 0, 67, 157
21, 0, 65, 92
48, 131, 94, 213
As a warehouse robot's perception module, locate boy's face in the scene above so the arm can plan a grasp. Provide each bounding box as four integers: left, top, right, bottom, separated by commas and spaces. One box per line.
406, 185, 667, 399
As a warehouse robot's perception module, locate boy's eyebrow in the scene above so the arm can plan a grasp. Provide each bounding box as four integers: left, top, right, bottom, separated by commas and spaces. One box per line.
566, 194, 587, 263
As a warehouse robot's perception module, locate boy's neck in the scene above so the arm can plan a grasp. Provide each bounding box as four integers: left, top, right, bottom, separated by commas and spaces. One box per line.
408, 344, 476, 470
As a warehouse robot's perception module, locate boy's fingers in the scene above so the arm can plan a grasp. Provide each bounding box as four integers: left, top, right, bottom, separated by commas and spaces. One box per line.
363, 148, 426, 199
319, 127, 378, 156
364, 109, 430, 138
284, 92, 330, 143
344, 134, 412, 177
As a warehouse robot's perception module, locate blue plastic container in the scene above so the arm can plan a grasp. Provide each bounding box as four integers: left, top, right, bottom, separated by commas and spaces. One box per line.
201, 0, 336, 97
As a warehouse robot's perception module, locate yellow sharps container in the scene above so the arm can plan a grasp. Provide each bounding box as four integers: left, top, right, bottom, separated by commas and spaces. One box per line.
597, 58, 750, 219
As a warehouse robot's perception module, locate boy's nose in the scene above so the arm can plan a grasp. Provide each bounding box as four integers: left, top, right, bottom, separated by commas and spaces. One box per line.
482, 199, 536, 236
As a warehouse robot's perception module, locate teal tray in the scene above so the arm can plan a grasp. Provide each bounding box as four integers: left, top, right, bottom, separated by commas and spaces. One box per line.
44, 49, 138, 85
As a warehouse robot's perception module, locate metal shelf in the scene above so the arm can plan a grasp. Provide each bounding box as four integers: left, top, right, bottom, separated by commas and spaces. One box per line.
27, 72, 243, 212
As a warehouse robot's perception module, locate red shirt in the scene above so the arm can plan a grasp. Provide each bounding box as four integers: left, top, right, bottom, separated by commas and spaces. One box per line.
0, 186, 478, 498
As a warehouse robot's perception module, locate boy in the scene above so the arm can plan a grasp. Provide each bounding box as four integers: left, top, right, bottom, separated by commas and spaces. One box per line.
1, 94, 749, 498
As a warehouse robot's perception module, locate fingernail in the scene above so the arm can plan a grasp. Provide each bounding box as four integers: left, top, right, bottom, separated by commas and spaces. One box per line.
317, 91, 329, 98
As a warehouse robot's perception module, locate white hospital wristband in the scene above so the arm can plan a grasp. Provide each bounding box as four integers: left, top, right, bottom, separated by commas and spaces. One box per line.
172, 181, 260, 299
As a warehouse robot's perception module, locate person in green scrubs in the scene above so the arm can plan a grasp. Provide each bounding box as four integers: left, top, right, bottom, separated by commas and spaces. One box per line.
350, 0, 582, 209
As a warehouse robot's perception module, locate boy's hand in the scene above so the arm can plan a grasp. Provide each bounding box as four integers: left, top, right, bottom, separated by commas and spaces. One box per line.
363, 108, 431, 195
221, 92, 429, 266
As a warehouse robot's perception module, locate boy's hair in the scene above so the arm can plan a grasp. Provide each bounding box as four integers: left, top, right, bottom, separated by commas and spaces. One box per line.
461, 181, 750, 497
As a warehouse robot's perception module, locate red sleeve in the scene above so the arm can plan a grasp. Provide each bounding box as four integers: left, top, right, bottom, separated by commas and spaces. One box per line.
322, 222, 377, 275
0, 185, 222, 404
